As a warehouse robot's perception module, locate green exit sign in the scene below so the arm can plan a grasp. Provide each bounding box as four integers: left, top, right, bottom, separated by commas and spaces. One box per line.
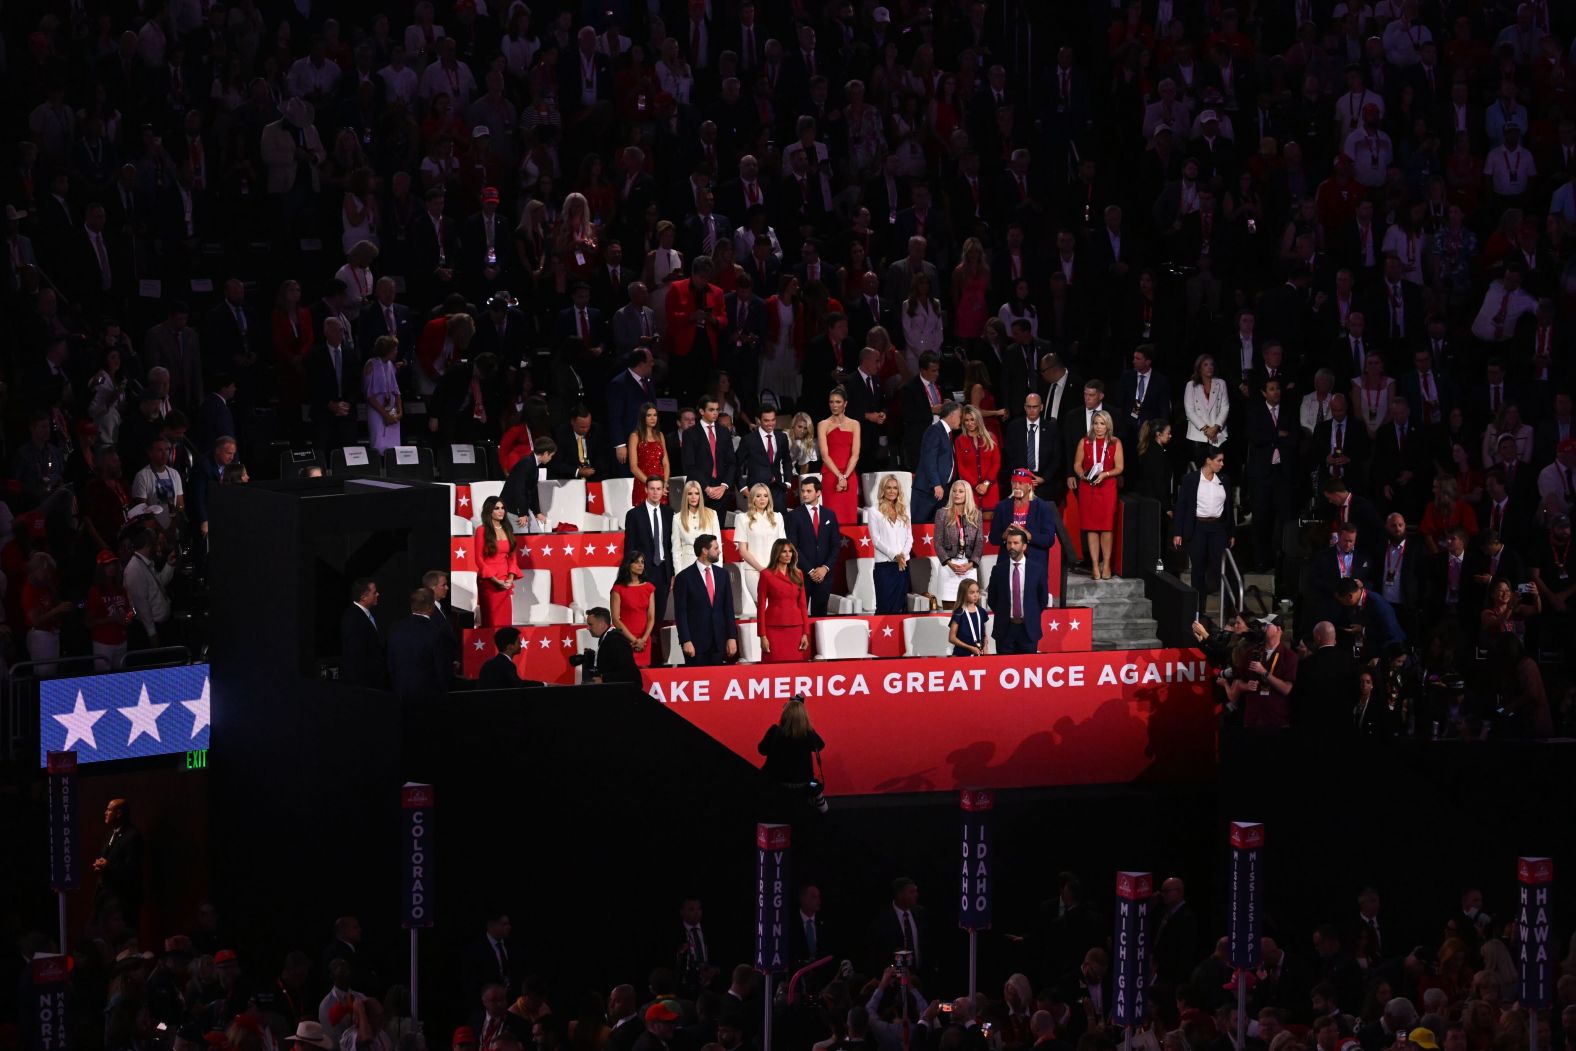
184, 749, 209, 770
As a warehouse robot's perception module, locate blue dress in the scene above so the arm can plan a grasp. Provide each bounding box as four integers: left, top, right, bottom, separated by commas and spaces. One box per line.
949, 606, 990, 656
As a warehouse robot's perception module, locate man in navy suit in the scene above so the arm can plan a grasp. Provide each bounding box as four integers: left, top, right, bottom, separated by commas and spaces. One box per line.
989, 470, 1075, 604
386, 587, 454, 699
786, 478, 840, 616
681, 396, 737, 514
1334, 577, 1405, 659
357, 277, 417, 364
606, 349, 657, 475
1308, 523, 1376, 625
555, 283, 607, 351
624, 478, 676, 607
989, 528, 1047, 655
737, 406, 795, 511
338, 578, 384, 687
1245, 379, 1300, 572
911, 401, 962, 523
1114, 346, 1171, 446
673, 534, 737, 665
722, 273, 766, 401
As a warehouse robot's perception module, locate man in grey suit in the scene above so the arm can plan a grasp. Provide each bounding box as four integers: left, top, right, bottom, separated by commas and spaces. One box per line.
144, 301, 204, 413
610, 282, 659, 357
881, 236, 941, 304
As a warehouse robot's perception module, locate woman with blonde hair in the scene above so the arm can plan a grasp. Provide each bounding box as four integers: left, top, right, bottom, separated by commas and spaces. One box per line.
335, 238, 380, 304
671, 480, 719, 573
955, 404, 1000, 505
757, 695, 826, 811
556, 189, 599, 277
1073, 409, 1124, 580
643, 218, 684, 333
870, 474, 913, 613
932, 479, 984, 608
738, 482, 788, 610
951, 236, 990, 344
788, 411, 819, 474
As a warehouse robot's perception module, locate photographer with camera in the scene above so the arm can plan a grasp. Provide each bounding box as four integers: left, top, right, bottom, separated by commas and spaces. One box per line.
757, 696, 827, 813
571, 608, 639, 685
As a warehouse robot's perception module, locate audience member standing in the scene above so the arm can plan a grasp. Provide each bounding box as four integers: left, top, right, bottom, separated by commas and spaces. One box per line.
869, 475, 913, 614
756, 539, 810, 662
338, 577, 384, 687
474, 496, 517, 628
989, 527, 1047, 655
786, 478, 840, 617
387, 587, 454, 698
673, 535, 737, 665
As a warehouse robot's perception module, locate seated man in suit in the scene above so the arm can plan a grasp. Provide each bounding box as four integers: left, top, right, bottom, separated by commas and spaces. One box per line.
387, 587, 455, 699
988, 527, 1048, 655
673, 535, 738, 665
989, 470, 1075, 604
911, 401, 962, 523
787, 477, 841, 616
737, 405, 795, 512
1002, 392, 1062, 503
681, 396, 737, 514
500, 437, 557, 529
338, 577, 384, 687
585, 607, 640, 684
478, 628, 526, 688
549, 406, 609, 481
624, 477, 676, 604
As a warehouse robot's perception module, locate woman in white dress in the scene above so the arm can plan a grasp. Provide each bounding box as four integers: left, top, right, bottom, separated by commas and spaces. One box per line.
737, 483, 788, 612
900, 273, 945, 374
672, 480, 721, 573
643, 220, 684, 336
341, 168, 380, 255
1351, 352, 1393, 438
654, 37, 694, 104
1183, 353, 1230, 465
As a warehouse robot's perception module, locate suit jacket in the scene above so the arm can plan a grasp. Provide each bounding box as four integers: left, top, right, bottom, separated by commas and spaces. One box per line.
911, 421, 957, 521
989, 556, 1049, 644
610, 303, 658, 358
1340, 589, 1405, 653
97, 821, 144, 911
339, 604, 384, 687
1369, 421, 1430, 505
1173, 471, 1237, 542
500, 455, 543, 517
1003, 415, 1062, 502
477, 653, 522, 689
1245, 400, 1300, 481
593, 630, 641, 684
555, 49, 611, 115
802, 335, 857, 414
549, 423, 610, 480
682, 211, 734, 260
201, 300, 260, 377
1309, 545, 1378, 621
722, 292, 767, 394
305, 343, 360, 419
900, 377, 941, 467
681, 421, 737, 490
624, 501, 676, 571
387, 613, 453, 698
555, 305, 608, 349
1290, 645, 1358, 735
1309, 415, 1372, 491
144, 322, 205, 411
988, 497, 1072, 574
605, 368, 655, 450
459, 211, 512, 278
673, 562, 737, 656
195, 393, 236, 451
1115, 369, 1171, 436
408, 211, 459, 274
866, 905, 934, 979
665, 278, 728, 362
786, 503, 841, 575
357, 300, 417, 353
737, 428, 795, 493
1152, 902, 1201, 988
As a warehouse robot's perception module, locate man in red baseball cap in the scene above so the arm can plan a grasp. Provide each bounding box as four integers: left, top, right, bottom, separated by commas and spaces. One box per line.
452, 1026, 478, 1051
632, 1002, 679, 1051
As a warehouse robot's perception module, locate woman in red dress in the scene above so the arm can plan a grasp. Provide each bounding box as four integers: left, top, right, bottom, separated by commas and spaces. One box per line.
474, 496, 518, 626
271, 279, 315, 408
816, 388, 861, 525
756, 539, 809, 663
610, 550, 656, 667
629, 403, 670, 498
1072, 410, 1125, 580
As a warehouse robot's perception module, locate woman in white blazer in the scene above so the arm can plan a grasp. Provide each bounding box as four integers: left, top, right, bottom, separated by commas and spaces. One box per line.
1183, 353, 1231, 465
737, 483, 788, 607
672, 480, 721, 573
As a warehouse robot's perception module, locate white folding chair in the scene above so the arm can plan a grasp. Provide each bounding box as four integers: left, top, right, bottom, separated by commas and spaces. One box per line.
813, 619, 871, 660
737, 627, 762, 663
903, 615, 954, 657
537, 479, 588, 530
450, 571, 478, 618
509, 570, 556, 623
826, 594, 860, 614
467, 480, 504, 527
727, 563, 757, 618
601, 478, 637, 520
570, 565, 618, 614
661, 624, 684, 666
845, 557, 877, 614
450, 514, 476, 537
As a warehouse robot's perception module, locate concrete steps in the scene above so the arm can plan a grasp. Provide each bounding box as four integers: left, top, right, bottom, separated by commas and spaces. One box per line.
1064, 575, 1164, 650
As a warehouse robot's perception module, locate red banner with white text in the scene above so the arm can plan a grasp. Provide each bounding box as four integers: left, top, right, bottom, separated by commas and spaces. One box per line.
641, 649, 1214, 795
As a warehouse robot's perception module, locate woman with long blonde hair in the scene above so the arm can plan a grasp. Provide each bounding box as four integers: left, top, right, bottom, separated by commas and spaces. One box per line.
955, 404, 1000, 506
932, 479, 984, 608
738, 482, 787, 612
671, 479, 719, 572
870, 474, 913, 613
1073, 409, 1125, 580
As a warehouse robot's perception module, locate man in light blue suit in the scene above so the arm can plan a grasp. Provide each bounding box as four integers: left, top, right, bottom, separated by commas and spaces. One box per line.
911, 401, 962, 522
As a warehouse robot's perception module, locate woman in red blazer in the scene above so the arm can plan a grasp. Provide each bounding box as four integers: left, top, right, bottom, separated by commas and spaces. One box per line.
663, 258, 727, 397
954, 405, 1001, 506
756, 538, 810, 662
271, 279, 315, 408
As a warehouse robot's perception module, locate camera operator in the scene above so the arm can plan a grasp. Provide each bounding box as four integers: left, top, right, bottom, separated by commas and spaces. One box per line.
571, 608, 639, 684
1237, 615, 1298, 729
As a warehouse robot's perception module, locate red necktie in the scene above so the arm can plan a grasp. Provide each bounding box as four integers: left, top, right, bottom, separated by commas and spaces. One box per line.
707, 424, 717, 463
704, 564, 715, 602
747, 181, 760, 205
579, 309, 590, 343
811, 506, 819, 534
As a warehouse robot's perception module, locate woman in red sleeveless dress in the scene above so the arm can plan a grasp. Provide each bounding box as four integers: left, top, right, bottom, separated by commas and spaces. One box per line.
610, 550, 656, 666
474, 496, 518, 626
1072, 411, 1125, 580
756, 539, 810, 662
817, 389, 861, 525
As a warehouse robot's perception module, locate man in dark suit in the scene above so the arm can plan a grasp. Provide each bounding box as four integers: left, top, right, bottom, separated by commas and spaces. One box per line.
673, 536, 737, 665
549, 407, 610, 482
93, 798, 144, 925
901, 354, 945, 469
840, 348, 889, 472
338, 578, 384, 687
409, 188, 460, 302
845, 273, 892, 349
1173, 448, 1236, 601
1054, 948, 1115, 1043
1152, 878, 1200, 990
722, 274, 766, 399
591, 242, 635, 314
789, 884, 832, 970
470, 983, 532, 1049
201, 279, 260, 388
1396, 345, 1460, 429
681, 397, 737, 514
195, 375, 238, 452
357, 277, 417, 356
1369, 398, 1429, 519
1324, 310, 1373, 391
586, 607, 641, 684
606, 349, 657, 474
736, 407, 795, 511
555, 283, 608, 352
1308, 524, 1378, 626
1290, 621, 1358, 735
1114, 346, 1171, 446
459, 187, 511, 297
1374, 256, 1423, 352
1245, 379, 1300, 572
801, 312, 856, 418
866, 878, 933, 983
1085, 205, 1137, 306
1310, 399, 1371, 495
989, 527, 1047, 655
1333, 578, 1405, 658
1373, 512, 1426, 636
460, 910, 519, 1000
305, 318, 360, 454
786, 478, 841, 616
386, 588, 454, 699
477, 628, 524, 689
1003, 393, 1062, 504
625, 478, 676, 604
892, 181, 951, 267
471, 293, 531, 371
911, 402, 961, 523
501, 438, 556, 529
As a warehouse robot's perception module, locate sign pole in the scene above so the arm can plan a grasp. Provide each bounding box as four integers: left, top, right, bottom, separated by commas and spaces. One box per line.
46, 752, 79, 955
755, 823, 791, 1051
1228, 822, 1265, 1051
959, 789, 995, 1007
401, 783, 434, 1030
1111, 872, 1152, 1033
1517, 855, 1554, 1051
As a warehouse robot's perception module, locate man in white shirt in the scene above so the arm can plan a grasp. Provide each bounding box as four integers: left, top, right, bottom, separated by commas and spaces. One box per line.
1469, 265, 1537, 343
1538, 441, 1576, 519
1483, 122, 1535, 199
286, 38, 341, 102
1343, 104, 1393, 189
124, 527, 175, 647
376, 46, 419, 106
416, 38, 477, 105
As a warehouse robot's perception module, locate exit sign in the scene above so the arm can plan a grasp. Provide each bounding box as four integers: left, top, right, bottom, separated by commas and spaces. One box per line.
184, 749, 208, 770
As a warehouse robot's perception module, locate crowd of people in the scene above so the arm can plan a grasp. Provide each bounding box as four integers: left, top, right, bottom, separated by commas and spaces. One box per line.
17, 808, 1576, 1051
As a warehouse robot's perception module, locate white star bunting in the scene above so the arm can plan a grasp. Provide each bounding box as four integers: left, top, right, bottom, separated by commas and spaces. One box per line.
560, 637, 574, 648
119, 684, 170, 746
453, 546, 468, 560
881, 625, 894, 637
605, 543, 618, 554
584, 542, 597, 555
1048, 619, 1060, 632
181, 678, 211, 739
920, 534, 933, 548
859, 537, 872, 548
587, 491, 600, 506
473, 638, 487, 650
53, 692, 104, 751
457, 493, 471, 508
538, 637, 551, 648
1069, 617, 1082, 631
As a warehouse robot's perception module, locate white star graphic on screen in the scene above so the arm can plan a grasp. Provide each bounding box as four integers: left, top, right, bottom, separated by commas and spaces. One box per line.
605, 543, 618, 554
859, 537, 872, 548
457, 493, 471, 508
538, 637, 552, 649
1048, 619, 1061, 632
181, 678, 211, 739
473, 638, 487, 651
453, 546, 468, 561
53, 692, 105, 751
881, 625, 894, 637
1069, 617, 1082, 631
119, 684, 170, 746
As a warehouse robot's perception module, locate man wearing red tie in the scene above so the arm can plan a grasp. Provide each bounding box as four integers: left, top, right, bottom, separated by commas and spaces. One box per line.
664, 256, 727, 402
674, 535, 737, 665
469, 983, 528, 1050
